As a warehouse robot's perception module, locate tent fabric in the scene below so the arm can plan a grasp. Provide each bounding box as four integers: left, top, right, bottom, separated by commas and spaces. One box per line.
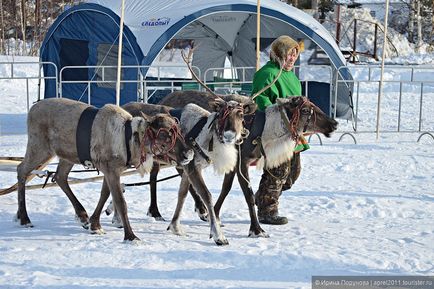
40, 3, 144, 107
41, 0, 353, 118
87, 0, 353, 118
88, 0, 346, 70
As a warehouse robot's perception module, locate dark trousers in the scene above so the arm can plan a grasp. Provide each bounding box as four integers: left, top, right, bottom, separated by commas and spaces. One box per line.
255, 153, 301, 217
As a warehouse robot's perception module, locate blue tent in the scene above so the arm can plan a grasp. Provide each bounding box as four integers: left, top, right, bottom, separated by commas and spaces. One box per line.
40, 3, 144, 107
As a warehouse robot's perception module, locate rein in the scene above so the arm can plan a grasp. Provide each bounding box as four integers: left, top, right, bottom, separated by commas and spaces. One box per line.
138, 120, 183, 167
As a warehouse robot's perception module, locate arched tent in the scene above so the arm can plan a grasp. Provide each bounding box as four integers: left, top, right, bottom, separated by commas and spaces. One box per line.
40, 3, 144, 107
41, 0, 353, 118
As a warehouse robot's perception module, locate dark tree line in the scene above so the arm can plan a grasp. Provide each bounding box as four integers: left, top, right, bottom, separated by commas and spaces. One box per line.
282, 0, 434, 48
0, 0, 76, 55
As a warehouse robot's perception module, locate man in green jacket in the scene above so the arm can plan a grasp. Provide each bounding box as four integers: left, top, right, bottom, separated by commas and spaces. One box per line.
252, 35, 308, 225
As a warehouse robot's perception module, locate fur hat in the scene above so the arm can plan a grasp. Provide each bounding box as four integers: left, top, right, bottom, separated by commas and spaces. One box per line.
270, 35, 299, 67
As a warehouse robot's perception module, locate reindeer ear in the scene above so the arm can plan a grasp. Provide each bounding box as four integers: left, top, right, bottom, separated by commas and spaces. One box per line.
289, 96, 304, 108
243, 101, 257, 115
139, 113, 152, 133
209, 98, 225, 112
276, 98, 286, 106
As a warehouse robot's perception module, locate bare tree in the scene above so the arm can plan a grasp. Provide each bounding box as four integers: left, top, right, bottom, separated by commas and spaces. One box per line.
409, 0, 415, 42
20, 0, 26, 55
430, 0, 434, 47
311, 0, 318, 19
0, 0, 4, 54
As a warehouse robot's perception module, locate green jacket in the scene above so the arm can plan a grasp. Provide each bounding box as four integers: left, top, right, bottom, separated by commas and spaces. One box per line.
252, 60, 309, 153
251, 61, 302, 111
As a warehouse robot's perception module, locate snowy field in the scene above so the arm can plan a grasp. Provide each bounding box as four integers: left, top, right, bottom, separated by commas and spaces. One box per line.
0, 55, 434, 288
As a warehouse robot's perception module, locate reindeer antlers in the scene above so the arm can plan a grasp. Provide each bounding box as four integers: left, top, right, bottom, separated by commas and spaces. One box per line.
181, 47, 285, 101
181, 47, 218, 96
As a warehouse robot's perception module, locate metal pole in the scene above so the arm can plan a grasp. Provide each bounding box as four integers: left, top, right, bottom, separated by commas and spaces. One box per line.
115, 0, 126, 106
376, 0, 390, 140
256, 0, 261, 71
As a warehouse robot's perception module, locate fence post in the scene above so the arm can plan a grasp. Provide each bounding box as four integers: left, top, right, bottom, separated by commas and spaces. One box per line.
353, 19, 357, 63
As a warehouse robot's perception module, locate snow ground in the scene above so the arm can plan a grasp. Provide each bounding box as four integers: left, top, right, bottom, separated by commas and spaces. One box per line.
0, 55, 434, 288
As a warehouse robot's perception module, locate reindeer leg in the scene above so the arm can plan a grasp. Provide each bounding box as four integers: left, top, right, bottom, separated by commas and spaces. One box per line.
104, 170, 139, 242
214, 169, 236, 222
147, 162, 165, 221
89, 177, 111, 234
189, 185, 208, 222
175, 167, 208, 222
167, 172, 190, 236
16, 144, 52, 227
55, 159, 89, 229
237, 162, 269, 238
185, 165, 228, 246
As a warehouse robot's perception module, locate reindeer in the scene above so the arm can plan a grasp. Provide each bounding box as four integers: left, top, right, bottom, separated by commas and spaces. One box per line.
107, 96, 255, 245
16, 98, 192, 241
155, 48, 339, 238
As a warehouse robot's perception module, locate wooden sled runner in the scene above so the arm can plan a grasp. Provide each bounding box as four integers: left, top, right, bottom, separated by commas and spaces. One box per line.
0, 156, 174, 196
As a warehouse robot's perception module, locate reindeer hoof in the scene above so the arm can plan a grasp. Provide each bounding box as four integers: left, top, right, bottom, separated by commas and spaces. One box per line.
127, 239, 142, 246
248, 229, 270, 238
124, 235, 140, 242
215, 238, 229, 246
147, 210, 165, 222
21, 222, 34, 228
111, 215, 123, 228
91, 228, 105, 235
210, 233, 229, 246
195, 207, 208, 222
105, 202, 114, 216
167, 223, 186, 236
14, 213, 33, 227
75, 215, 90, 229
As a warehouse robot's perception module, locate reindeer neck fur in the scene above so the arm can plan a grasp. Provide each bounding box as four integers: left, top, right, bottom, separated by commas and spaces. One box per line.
256, 104, 296, 170
130, 117, 154, 176
181, 104, 237, 175
89, 105, 153, 175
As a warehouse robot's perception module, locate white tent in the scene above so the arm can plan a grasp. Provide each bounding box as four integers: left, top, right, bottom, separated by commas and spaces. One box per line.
88, 0, 348, 78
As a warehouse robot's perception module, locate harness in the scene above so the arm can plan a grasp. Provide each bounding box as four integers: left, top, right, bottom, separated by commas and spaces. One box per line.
186, 116, 212, 163
170, 108, 211, 163
76, 107, 99, 168
242, 110, 266, 157
76, 107, 133, 169
124, 120, 132, 166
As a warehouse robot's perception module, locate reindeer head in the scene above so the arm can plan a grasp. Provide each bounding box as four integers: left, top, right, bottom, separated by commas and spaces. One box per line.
276, 96, 338, 139
209, 98, 256, 145
144, 113, 194, 166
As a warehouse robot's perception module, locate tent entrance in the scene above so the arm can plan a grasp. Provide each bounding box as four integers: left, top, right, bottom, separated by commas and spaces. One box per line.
60, 38, 89, 81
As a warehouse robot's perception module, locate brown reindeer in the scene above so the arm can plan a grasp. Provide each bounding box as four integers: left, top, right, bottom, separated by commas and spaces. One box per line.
153, 48, 338, 238
16, 98, 192, 241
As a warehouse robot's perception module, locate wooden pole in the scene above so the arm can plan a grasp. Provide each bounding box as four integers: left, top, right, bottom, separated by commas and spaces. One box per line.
376, 0, 390, 140
115, 0, 126, 106
256, 0, 261, 71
